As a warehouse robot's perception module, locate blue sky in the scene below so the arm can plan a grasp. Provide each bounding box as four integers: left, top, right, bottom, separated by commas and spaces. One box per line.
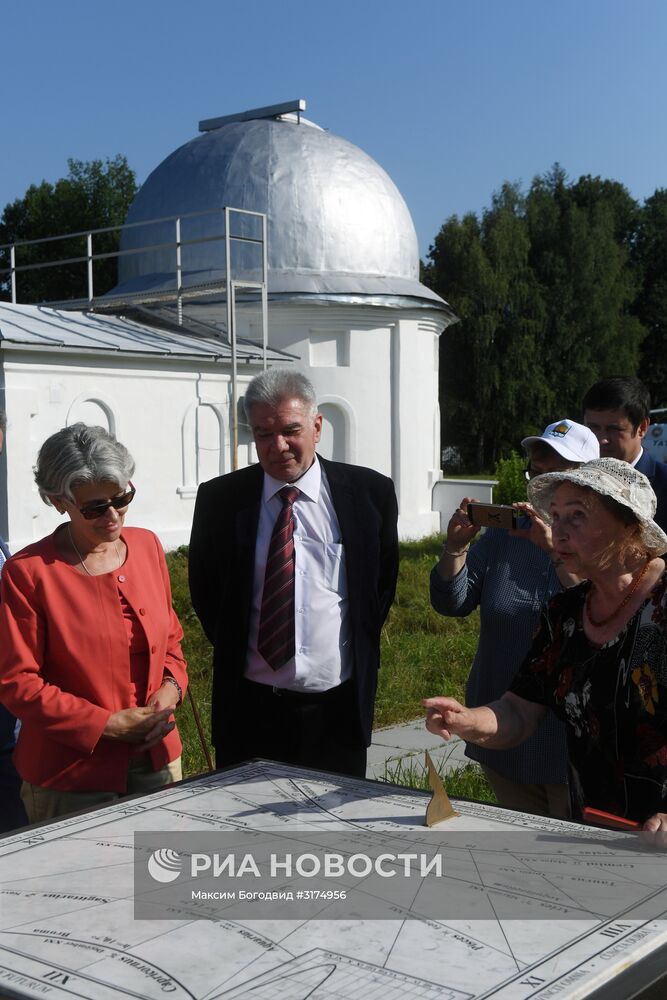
3, 0, 666, 257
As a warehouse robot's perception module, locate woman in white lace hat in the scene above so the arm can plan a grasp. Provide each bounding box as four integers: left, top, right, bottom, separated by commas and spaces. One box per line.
425, 458, 667, 835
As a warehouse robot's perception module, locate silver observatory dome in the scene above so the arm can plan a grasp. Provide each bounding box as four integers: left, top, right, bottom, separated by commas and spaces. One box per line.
114, 104, 450, 312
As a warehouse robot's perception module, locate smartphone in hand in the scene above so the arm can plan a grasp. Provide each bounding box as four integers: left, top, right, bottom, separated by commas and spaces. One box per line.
466, 502, 518, 531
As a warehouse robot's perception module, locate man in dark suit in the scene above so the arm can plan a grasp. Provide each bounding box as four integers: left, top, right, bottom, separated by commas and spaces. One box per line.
583, 376, 667, 531
189, 370, 399, 777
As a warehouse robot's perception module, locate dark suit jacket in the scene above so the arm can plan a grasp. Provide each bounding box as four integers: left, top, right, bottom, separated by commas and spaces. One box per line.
189, 457, 399, 748
636, 450, 667, 531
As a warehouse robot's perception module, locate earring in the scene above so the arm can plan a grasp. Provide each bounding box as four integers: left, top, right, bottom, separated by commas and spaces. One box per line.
50, 496, 66, 515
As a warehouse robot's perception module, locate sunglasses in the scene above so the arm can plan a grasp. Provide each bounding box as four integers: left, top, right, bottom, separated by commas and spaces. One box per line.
78, 485, 136, 520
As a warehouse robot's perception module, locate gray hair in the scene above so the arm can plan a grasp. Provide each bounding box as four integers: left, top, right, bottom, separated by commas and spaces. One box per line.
0, 410, 6, 435
243, 369, 318, 420
34, 423, 135, 506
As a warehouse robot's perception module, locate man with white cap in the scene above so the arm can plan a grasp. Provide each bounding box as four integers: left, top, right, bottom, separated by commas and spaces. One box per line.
521, 419, 602, 473
430, 419, 599, 817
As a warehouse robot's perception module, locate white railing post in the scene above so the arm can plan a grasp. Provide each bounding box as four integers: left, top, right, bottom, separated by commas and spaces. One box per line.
87, 233, 94, 304
225, 208, 239, 471
261, 213, 268, 370
10, 245, 16, 304
175, 217, 183, 325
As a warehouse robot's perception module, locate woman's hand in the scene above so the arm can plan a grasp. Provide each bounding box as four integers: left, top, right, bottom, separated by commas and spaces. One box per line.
444, 498, 480, 552
509, 502, 553, 554
103, 706, 174, 748
423, 692, 545, 749
423, 697, 478, 741
147, 681, 180, 712
642, 812, 667, 849
435, 499, 480, 582
510, 501, 581, 588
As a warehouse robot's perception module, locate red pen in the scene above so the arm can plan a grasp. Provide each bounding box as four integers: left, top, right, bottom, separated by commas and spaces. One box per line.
582, 807, 640, 831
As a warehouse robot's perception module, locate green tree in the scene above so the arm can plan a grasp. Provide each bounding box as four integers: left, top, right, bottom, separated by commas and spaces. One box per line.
425, 183, 546, 469
493, 451, 527, 505
526, 168, 644, 411
424, 166, 646, 470
0, 156, 138, 304
635, 189, 667, 407
424, 211, 493, 469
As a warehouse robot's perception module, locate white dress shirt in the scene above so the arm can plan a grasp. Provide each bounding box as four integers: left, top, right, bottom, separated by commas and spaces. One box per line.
245, 456, 352, 691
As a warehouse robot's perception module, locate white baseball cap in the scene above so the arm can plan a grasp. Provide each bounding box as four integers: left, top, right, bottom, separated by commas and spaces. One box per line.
521, 419, 600, 463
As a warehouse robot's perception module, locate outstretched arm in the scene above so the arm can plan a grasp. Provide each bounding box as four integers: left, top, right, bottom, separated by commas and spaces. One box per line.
422, 691, 546, 748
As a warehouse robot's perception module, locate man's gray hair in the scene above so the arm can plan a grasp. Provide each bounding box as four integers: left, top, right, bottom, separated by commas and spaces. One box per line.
243, 368, 318, 419
34, 423, 136, 506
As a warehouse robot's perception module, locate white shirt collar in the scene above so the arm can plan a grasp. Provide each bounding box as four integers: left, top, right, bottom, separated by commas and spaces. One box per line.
262, 454, 322, 504
630, 447, 644, 468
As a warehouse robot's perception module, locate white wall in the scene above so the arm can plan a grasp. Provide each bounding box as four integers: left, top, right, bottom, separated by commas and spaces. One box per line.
196, 299, 448, 538
1, 351, 250, 552
1, 296, 449, 550
268, 304, 445, 537
432, 479, 497, 534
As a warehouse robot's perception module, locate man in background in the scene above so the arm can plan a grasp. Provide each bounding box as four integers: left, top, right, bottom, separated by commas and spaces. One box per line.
189, 369, 399, 778
583, 375, 667, 530
0, 410, 28, 831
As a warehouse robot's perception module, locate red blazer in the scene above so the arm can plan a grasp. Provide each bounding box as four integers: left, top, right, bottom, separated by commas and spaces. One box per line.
0, 527, 188, 791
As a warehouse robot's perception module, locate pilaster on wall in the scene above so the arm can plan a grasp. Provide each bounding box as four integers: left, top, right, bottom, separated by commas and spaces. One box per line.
3, 383, 57, 548
391, 316, 444, 538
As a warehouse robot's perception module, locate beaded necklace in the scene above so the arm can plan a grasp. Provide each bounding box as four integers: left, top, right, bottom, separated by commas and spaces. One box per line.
585, 559, 651, 628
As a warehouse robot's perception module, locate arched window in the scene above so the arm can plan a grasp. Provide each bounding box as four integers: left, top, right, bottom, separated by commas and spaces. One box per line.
66, 396, 115, 436
318, 403, 348, 462
182, 401, 225, 489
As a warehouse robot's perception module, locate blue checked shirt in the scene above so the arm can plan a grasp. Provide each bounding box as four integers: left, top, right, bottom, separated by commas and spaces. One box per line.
430, 525, 568, 785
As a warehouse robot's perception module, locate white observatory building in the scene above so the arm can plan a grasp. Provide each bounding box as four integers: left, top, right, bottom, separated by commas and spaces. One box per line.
113, 100, 456, 538
0, 100, 456, 547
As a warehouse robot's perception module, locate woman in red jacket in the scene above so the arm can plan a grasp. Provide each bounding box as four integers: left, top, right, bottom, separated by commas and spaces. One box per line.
0, 423, 188, 824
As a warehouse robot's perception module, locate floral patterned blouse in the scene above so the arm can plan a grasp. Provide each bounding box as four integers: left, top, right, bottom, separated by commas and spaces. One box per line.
510, 571, 667, 822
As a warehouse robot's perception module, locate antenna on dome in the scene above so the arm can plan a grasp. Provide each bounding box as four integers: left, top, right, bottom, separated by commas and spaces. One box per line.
199, 99, 306, 132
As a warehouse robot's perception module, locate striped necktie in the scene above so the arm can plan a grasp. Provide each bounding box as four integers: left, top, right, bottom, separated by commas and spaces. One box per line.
258, 486, 300, 670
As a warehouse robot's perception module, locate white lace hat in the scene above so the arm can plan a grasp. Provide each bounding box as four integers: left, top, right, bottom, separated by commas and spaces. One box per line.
528, 457, 667, 556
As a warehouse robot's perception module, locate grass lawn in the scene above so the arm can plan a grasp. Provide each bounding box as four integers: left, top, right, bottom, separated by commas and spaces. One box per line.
167, 537, 494, 801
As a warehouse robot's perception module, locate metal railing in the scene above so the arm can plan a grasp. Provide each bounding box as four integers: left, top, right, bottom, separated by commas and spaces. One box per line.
0, 205, 269, 470
0, 206, 267, 328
